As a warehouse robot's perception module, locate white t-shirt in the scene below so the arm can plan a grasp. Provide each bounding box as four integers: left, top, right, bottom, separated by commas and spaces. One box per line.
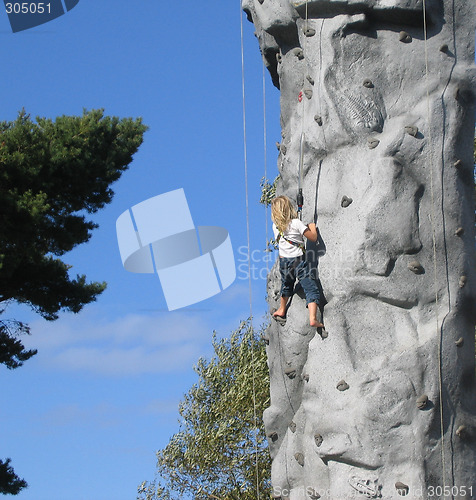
273, 219, 308, 258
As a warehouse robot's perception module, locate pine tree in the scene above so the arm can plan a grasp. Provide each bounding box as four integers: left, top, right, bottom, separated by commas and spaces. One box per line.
0, 108, 147, 494
0, 459, 27, 495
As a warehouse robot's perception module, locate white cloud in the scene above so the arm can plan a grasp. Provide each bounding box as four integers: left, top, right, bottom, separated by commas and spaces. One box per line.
38, 398, 181, 431
24, 309, 214, 376
216, 281, 250, 304
54, 342, 201, 376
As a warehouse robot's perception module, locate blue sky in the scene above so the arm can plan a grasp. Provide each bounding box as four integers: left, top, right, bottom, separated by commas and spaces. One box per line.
0, 1, 281, 499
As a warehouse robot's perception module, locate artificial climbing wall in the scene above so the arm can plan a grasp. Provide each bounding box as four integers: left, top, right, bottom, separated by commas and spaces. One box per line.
242, 0, 476, 498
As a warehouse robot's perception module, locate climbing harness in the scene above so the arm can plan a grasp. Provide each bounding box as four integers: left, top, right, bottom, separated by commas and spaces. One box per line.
240, 2, 260, 497
276, 231, 306, 254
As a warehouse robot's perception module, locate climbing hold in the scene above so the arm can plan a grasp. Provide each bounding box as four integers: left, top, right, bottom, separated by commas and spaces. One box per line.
399, 31, 412, 43
453, 87, 472, 102
314, 115, 323, 126
294, 452, 305, 466
337, 380, 349, 391
395, 482, 409, 496
455, 337, 464, 347
267, 431, 278, 442
408, 260, 424, 274
368, 138, 380, 149
363, 79, 374, 88
405, 125, 419, 137
308, 489, 321, 500
304, 89, 313, 99
454, 159, 463, 168
289, 421, 297, 433
439, 44, 448, 53
274, 314, 286, 325
292, 47, 304, 60
456, 425, 467, 438
341, 196, 353, 208
314, 434, 323, 447
306, 75, 315, 85
459, 275, 467, 288
304, 27, 316, 37
455, 227, 464, 236
416, 394, 428, 410
276, 53, 282, 64
285, 367, 297, 379
302, 373, 310, 382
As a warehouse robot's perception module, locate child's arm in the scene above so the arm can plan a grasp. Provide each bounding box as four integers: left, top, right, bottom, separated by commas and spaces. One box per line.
303, 223, 318, 242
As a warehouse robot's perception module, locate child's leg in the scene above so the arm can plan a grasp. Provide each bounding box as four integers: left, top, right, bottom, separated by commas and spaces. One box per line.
274, 257, 296, 318
273, 296, 289, 317
296, 260, 324, 327
308, 301, 324, 328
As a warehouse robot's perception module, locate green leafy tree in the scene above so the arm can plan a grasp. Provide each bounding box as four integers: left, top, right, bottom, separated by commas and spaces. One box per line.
260, 175, 280, 252
0, 108, 147, 494
259, 175, 279, 207
138, 321, 271, 500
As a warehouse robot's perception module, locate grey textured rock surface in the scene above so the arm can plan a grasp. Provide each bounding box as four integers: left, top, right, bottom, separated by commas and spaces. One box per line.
243, 0, 476, 498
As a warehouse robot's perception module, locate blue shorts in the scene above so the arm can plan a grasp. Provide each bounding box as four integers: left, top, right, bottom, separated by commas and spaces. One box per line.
279, 256, 320, 305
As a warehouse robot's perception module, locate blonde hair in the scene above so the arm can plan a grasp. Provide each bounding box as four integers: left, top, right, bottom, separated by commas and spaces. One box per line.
271, 196, 297, 234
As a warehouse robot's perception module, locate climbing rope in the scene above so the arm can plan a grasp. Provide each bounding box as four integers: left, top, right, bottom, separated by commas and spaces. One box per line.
317, 18, 328, 153
422, 0, 448, 490
256, 15, 298, 492
240, 3, 260, 497
263, 61, 271, 273
297, 0, 310, 220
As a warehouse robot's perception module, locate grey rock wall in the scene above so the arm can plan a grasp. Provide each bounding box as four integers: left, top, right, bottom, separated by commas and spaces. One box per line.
243, 0, 476, 498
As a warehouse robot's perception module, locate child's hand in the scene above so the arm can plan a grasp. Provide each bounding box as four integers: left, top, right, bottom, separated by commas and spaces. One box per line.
303, 223, 318, 242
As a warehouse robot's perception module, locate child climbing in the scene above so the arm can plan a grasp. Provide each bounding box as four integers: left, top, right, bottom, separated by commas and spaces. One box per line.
271, 195, 324, 328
